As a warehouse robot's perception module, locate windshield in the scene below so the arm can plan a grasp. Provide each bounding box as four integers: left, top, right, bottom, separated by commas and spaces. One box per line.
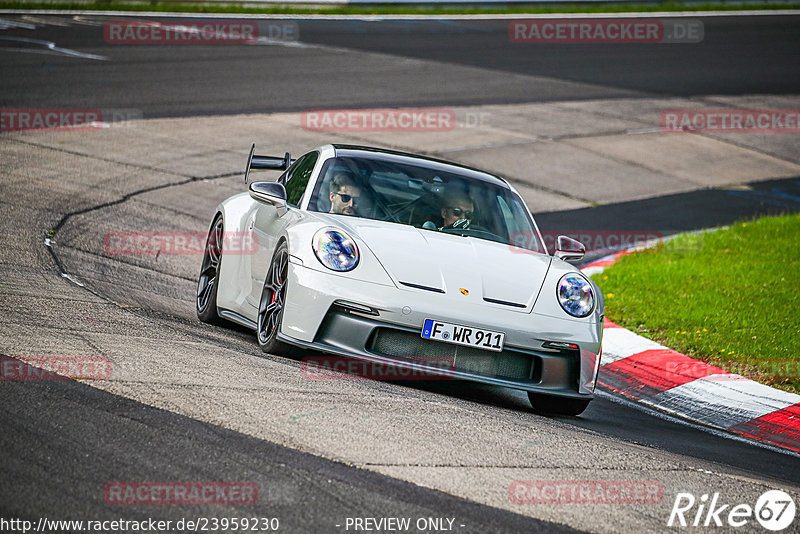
308, 156, 546, 254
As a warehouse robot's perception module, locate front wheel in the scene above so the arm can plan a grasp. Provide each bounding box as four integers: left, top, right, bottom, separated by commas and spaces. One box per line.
196, 215, 224, 325
528, 392, 590, 416
257, 241, 291, 356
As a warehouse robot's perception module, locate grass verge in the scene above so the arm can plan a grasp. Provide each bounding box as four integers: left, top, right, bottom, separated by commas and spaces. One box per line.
1, 1, 799, 16
591, 214, 800, 394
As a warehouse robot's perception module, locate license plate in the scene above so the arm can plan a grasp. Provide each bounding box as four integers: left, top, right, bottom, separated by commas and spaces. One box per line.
420, 318, 505, 352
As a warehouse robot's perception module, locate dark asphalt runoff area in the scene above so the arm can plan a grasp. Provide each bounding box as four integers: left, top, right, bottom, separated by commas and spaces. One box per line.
0, 15, 798, 117
1, 12, 800, 534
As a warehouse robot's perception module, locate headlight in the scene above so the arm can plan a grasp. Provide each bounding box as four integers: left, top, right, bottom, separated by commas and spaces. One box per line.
312, 228, 359, 272
557, 273, 595, 317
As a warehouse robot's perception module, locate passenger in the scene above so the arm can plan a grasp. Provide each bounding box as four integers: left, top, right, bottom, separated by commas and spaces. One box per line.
328, 172, 361, 216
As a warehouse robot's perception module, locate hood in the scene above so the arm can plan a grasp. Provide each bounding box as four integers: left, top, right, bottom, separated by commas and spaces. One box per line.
319, 215, 552, 311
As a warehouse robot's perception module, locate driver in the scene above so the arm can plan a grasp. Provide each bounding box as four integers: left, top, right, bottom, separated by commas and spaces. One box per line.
439, 191, 474, 230
328, 172, 361, 216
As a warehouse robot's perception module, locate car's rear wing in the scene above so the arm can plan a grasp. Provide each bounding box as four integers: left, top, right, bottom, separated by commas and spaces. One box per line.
244, 144, 294, 183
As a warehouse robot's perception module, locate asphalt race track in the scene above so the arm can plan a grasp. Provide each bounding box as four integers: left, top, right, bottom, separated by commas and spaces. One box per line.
1, 15, 799, 117
1, 12, 800, 534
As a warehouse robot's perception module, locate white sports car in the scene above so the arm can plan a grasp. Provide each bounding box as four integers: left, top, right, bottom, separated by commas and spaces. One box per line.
197, 144, 603, 415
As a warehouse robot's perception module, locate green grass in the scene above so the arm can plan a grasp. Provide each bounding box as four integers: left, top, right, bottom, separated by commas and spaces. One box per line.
1, 1, 799, 15
591, 214, 800, 393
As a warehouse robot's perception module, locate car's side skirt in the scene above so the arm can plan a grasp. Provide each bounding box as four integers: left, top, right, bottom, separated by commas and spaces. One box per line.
218, 308, 257, 331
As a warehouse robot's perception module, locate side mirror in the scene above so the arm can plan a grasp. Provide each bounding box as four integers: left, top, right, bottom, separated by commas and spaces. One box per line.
249, 181, 288, 216
554, 235, 585, 262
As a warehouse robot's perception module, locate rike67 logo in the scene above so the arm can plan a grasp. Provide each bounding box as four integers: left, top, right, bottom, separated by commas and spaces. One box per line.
668, 490, 796, 531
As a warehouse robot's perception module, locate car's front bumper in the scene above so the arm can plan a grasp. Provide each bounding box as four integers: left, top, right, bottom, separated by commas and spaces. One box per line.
281, 262, 602, 397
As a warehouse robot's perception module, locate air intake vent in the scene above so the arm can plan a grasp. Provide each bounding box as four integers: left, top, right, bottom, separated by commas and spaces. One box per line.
483, 297, 526, 308
399, 281, 445, 294
369, 329, 534, 381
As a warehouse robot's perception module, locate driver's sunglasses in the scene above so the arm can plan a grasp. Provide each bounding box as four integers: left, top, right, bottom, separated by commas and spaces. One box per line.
334, 192, 360, 204
449, 207, 473, 219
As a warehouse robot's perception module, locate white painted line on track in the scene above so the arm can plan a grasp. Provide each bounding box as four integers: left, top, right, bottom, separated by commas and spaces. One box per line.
0, 17, 35, 29
0, 35, 108, 60
61, 273, 85, 287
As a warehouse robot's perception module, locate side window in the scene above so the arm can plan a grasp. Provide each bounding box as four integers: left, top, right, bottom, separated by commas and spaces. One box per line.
284, 152, 319, 207
497, 196, 517, 234
499, 194, 543, 253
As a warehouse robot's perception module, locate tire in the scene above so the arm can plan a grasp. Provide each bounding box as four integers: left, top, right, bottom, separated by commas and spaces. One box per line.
196, 215, 224, 325
257, 241, 291, 356
528, 392, 591, 416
